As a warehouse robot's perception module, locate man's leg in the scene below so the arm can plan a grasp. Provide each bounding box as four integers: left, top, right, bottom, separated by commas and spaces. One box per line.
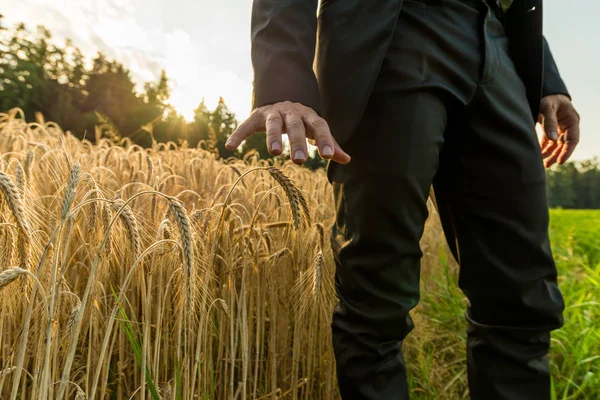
325, 1, 489, 397
327, 84, 447, 399
433, 10, 565, 400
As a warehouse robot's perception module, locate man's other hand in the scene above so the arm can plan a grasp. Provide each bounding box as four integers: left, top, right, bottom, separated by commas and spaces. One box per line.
538, 94, 580, 168
225, 101, 351, 165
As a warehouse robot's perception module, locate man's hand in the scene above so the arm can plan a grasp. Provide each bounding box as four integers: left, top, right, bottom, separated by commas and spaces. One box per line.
225, 101, 351, 165
538, 94, 580, 168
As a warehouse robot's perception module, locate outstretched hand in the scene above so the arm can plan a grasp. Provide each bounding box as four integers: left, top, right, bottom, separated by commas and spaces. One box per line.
225, 101, 351, 165
538, 94, 580, 168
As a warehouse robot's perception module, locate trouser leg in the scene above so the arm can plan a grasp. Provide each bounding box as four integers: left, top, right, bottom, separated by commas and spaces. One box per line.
327, 87, 447, 400
433, 9, 565, 399
326, 2, 483, 398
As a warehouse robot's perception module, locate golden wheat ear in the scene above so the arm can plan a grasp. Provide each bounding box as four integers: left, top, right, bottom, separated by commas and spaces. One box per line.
0, 267, 28, 290
168, 198, 196, 311
0, 170, 32, 270
113, 200, 142, 260
61, 162, 81, 220
266, 166, 312, 229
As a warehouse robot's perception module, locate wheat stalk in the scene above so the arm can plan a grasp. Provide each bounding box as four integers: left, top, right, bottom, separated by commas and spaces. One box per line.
157, 219, 173, 255
313, 250, 323, 300
168, 198, 195, 311
0, 228, 15, 268
113, 200, 141, 259
88, 188, 98, 234
61, 162, 81, 220
15, 163, 24, 194
66, 297, 82, 336
0, 170, 31, 270
24, 150, 34, 179
0, 112, 355, 399
75, 388, 87, 400
0, 267, 27, 290
101, 203, 113, 255
146, 153, 154, 185
267, 167, 311, 229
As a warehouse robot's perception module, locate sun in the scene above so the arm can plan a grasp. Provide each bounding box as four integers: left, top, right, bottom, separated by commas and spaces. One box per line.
168, 71, 253, 124
170, 90, 201, 122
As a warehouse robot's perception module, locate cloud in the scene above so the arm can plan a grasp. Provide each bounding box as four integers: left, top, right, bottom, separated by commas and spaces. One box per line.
3, 0, 254, 119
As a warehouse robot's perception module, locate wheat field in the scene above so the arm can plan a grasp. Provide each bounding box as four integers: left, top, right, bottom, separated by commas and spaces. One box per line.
0, 108, 483, 399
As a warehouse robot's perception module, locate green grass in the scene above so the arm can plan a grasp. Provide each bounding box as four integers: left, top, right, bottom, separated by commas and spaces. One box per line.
548, 210, 600, 399
405, 210, 600, 399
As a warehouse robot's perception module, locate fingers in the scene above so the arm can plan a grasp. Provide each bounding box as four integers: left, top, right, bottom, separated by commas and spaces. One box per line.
303, 115, 351, 164
265, 112, 284, 156
540, 104, 559, 141
283, 112, 308, 164
557, 123, 580, 165
539, 96, 581, 168
227, 101, 351, 165
541, 139, 558, 158
226, 112, 263, 150
544, 140, 563, 168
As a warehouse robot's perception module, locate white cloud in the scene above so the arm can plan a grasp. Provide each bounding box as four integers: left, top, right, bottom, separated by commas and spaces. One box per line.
1, 0, 254, 120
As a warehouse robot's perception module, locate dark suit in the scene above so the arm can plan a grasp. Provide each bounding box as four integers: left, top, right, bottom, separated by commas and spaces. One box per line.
251, 0, 568, 145
251, 1, 568, 399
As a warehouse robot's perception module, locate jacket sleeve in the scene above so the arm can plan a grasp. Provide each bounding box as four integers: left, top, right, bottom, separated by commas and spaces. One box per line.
251, 0, 321, 113
542, 36, 570, 99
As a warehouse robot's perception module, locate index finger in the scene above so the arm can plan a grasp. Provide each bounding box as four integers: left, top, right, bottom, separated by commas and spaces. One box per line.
226, 112, 264, 150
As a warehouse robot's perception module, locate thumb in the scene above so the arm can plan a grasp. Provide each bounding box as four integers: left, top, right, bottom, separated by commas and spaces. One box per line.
541, 109, 559, 141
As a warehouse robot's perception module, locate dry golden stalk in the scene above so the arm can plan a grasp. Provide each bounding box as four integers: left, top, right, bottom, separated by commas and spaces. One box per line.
0, 229, 15, 268
0, 267, 27, 290
75, 387, 87, 400
88, 188, 98, 234
160, 219, 173, 240
264, 221, 292, 229
313, 251, 323, 300
157, 219, 173, 255
101, 203, 113, 254
61, 162, 81, 220
24, 150, 34, 179
66, 297, 82, 336
15, 163, 24, 193
0, 170, 31, 269
267, 167, 311, 229
190, 209, 204, 224
113, 200, 142, 260
217, 298, 230, 316
168, 199, 195, 309
229, 165, 242, 178
0, 171, 30, 234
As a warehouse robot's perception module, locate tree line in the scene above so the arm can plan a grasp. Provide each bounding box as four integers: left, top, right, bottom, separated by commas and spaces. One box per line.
0, 16, 597, 207
547, 159, 600, 209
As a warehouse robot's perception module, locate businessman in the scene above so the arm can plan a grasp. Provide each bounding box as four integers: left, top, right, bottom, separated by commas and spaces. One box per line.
226, 0, 581, 398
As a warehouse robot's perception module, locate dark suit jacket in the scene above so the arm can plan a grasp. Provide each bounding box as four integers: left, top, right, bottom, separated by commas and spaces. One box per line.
251, 0, 570, 145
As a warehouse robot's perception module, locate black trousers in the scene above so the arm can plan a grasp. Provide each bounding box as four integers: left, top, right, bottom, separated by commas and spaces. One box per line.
326, 1, 565, 399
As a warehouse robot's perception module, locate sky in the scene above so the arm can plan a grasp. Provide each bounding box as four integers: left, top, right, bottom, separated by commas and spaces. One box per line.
2, 0, 599, 160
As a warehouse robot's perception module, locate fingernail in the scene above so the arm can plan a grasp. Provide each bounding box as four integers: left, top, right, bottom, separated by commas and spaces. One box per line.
294, 150, 306, 161
271, 141, 281, 152
550, 131, 558, 140
322, 145, 333, 157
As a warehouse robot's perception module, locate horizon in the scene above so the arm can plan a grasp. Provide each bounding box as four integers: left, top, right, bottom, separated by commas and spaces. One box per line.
2, 0, 599, 160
